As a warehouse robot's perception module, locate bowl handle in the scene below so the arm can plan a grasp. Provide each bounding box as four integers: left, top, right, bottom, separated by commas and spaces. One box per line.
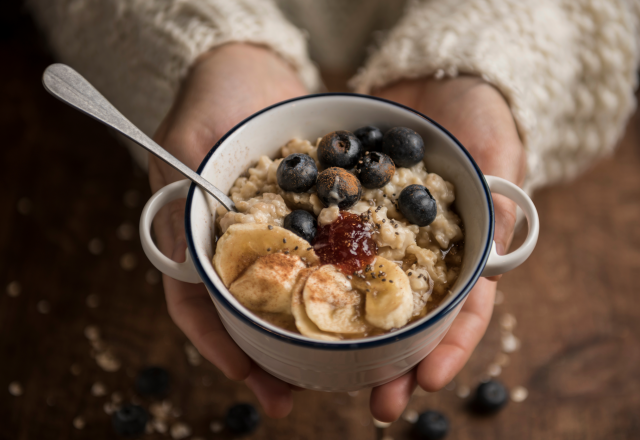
139, 179, 202, 284
481, 176, 540, 277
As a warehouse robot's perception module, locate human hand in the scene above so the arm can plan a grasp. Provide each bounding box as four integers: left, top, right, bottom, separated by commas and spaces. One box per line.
149, 43, 307, 418
370, 76, 526, 421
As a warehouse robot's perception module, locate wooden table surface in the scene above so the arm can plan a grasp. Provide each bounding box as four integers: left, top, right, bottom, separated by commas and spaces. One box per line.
2, 6, 640, 440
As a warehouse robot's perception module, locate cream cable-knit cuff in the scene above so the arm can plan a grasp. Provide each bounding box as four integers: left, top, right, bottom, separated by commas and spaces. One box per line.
351, 0, 639, 193
29, 0, 320, 167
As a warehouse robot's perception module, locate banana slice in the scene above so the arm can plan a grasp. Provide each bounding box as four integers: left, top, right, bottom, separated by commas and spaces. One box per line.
352, 256, 413, 330
302, 265, 368, 334
213, 223, 319, 287
291, 268, 340, 341
229, 253, 305, 314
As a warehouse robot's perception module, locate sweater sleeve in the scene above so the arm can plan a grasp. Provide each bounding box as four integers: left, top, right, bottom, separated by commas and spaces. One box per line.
351, 0, 640, 193
28, 0, 321, 165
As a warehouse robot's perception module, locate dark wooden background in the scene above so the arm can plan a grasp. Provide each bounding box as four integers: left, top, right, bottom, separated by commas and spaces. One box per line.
2, 3, 640, 439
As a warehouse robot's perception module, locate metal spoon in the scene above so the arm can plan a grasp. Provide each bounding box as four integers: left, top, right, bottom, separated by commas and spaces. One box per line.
42, 63, 236, 212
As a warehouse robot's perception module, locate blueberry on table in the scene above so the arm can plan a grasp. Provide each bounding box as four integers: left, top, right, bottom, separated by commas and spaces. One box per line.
284, 210, 317, 243
382, 127, 425, 167
226, 403, 261, 434
354, 126, 383, 152
135, 366, 170, 396
318, 130, 363, 169
414, 410, 449, 440
471, 380, 508, 414
277, 153, 318, 193
355, 152, 395, 189
112, 405, 149, 437
316, 167, 362, 209
398, 184, 437, 226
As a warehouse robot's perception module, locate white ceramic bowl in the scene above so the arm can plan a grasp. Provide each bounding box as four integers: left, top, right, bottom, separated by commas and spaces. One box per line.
140, 94, 539, 392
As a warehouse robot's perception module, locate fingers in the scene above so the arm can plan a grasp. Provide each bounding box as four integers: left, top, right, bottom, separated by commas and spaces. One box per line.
417, 278, 496, 391
163, 276, 252, 381
245, 363, 293, 419
370, 370, 417, 422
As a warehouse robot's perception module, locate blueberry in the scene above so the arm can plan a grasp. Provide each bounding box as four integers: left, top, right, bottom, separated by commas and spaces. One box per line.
284, 210, 317, 243
112, 404, 149, 437
317, 130, 362, 169
382, 127, 425, 167
277, 153, 318, 193
398, 184, 437, 226
471, 380, 508, 414
354, 126, 383, 152
135, 366, 170, 396
225, 403, 260, 434
316, 167, 362, 209
414, 410, 449, 440
355, 152, 395, 189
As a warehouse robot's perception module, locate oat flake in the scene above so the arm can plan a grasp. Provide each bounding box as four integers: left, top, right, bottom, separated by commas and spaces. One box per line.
120, 253, 138, 271
402, 409, 419, 423
488, 364, 502, 377
456, 385, 471, 399
511, 386, 529, 402
373, 419, 392, 428
495, 352, 511, 366
37, 300, 51, 314
88, 238, 104, 255
382, 436, 394, 440
501, 333, 521, 353
494, 289, 504, 305
8, 381, 23, 396
73, 416, 85, 430
96, 351, 121, 372
170, 422, 192, 439
152, 419, 168, 434
84, 325, 100, 341
209, 421, 224, 433
6, 281, 21, 297
500, 313, 517, 331
184, 343, 202, 366
86, 294, 100, 308
91, 382, 107, 397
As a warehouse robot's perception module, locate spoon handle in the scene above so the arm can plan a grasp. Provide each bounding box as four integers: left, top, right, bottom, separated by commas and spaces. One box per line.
42, 63, 236, 212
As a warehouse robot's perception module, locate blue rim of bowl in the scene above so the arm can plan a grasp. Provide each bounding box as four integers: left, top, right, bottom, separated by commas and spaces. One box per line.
185, 93, 494, 350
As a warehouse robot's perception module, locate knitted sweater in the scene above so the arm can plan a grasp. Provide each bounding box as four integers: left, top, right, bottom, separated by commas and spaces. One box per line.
28, 0, 640, 193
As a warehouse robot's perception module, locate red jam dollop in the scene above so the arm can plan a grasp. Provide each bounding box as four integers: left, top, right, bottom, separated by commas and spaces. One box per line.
312, 211, 378, 274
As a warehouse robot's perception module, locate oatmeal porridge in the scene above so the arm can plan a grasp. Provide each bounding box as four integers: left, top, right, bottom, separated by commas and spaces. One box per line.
212, 126, 464, 341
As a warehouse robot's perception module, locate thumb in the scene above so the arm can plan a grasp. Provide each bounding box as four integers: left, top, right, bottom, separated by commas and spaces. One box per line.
485, 193, 518, 282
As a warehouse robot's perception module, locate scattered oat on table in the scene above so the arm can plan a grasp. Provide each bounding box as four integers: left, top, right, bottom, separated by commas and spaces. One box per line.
501, 333, 521, 353
170, 422, 192, 439
88, 238, 104, 255
96, 350, 121, 372
382, 436, 394, 440
86, 293, 100, 308
120, 253, 138, 271
488, 364, 502, 377
91, 381, 107, 397
116, 222, 135, 241
17, 197, 33, 215
209, 421, 223, 433
37, 300, 51, 314
494, 289, 504, 305
73, 416, 85, 430
8, 381, 23, 396
152, 419, 168, 434
500, 313, 517, 331
184, 343, 202, 366
456, 385, 471, 399
402, 409, 419, 423
111, 392, 123, 404
495, 352, 510, 367
511, 386, 529, 402
6, 281, 21, 297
